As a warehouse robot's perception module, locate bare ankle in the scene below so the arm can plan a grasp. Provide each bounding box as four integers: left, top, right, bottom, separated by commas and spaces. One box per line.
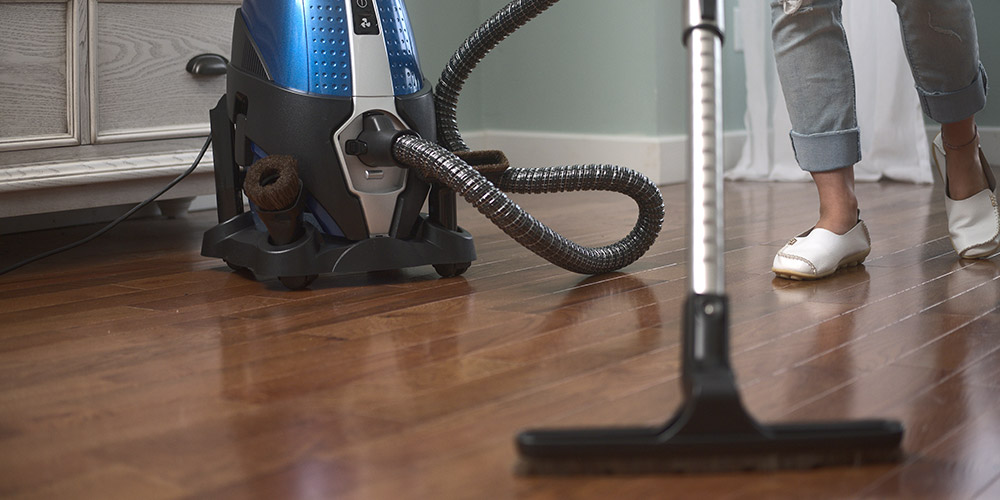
810, 166, 859, 234
942, 130, 988, 200
816, 207, 858, 235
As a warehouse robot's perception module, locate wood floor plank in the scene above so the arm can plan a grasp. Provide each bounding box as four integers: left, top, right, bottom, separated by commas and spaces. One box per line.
1, 179, 998, 499
863, 402, 1000, 500
975, 475, 1000, 500
14, 464, 187, 500
0, 284, 140, 314
854, 380, 1000, 499
963, 342, 1000, 389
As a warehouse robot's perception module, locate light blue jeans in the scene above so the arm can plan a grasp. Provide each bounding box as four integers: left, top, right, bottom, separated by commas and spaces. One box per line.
771, 0, 989, 172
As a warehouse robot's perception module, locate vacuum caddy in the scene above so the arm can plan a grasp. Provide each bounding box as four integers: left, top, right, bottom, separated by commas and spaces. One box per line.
202, 0, 664, 289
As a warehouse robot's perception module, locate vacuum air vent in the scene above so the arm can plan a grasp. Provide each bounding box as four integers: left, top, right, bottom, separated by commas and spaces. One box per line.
240, 34, 269, 80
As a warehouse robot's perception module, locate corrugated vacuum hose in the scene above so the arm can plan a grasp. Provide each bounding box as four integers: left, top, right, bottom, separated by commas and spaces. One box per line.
414, 0, 663, 274
435, 0, 561, 153
392, 135, 663, 274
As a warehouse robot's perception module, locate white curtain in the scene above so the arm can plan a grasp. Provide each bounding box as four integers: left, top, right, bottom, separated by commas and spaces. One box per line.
728, 0, 933, 183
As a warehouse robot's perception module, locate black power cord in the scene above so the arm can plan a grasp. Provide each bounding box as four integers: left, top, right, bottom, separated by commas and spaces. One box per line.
0, 135, 213, 277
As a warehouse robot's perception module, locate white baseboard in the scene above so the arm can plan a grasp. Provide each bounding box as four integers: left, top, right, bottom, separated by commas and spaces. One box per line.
11, 127, 995, 234
466, 127, 999, 185
464, 130, 748, 185
475, 126, 1000, 186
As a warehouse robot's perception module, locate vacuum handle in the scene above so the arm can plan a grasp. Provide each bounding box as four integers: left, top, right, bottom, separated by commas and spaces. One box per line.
684, 0, 725, 296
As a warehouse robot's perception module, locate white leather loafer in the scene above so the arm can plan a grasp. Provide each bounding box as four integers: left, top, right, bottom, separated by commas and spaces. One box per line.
772, 220, 872, 280
931, 133, 1000, 259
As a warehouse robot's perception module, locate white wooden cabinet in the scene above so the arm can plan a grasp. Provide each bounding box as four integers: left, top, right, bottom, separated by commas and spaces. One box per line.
0, 0, 239, 222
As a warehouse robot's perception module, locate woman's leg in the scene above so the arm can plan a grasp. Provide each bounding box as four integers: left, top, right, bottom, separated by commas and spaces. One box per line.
894, 0, 998, 259
771, 0, 860, 234
941, 117, 986, 199
770, 0, 874, 280
812, 167, 858, 234
892, 0, 989, 199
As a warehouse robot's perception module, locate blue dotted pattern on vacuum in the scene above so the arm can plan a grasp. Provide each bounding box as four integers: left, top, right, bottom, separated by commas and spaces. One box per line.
240, 0, 353, 97
379, 0, 423, 95
305, 2, 353, 96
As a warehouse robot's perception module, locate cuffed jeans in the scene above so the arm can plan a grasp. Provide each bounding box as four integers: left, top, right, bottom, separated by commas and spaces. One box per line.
771, 0, 989, 172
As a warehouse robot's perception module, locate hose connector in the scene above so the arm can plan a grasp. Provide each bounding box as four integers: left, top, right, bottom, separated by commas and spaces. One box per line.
346, 112, 418, 168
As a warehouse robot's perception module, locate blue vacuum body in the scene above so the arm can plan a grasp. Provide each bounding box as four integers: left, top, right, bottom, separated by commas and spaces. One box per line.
202, 0, 475, 288
239, 0, 424, 98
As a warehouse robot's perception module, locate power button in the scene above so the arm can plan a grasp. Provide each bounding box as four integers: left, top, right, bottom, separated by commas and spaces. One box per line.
353, 0, 379, 35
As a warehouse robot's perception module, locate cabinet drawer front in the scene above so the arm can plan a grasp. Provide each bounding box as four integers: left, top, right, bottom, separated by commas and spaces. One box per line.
93, 2, 237, 143
0, 2, 75, 149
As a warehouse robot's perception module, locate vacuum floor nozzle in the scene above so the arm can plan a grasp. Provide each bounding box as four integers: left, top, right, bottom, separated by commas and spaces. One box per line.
516, 420, 904, 475
515, 294, 904, 475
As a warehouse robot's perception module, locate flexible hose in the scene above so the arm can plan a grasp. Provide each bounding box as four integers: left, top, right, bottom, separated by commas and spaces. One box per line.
435, 0, 560, 152
423, 0, 665, 273
393, 135, 663, 274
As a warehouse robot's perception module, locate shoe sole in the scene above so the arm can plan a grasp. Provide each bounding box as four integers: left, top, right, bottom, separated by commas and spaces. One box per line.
772, 249, 871, 281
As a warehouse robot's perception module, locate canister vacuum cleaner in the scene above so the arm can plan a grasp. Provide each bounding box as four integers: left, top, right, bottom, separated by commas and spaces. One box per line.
201, 0, 665, 289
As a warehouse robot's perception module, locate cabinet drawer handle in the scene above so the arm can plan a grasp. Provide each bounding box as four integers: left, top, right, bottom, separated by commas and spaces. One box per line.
186, 54, 228, 76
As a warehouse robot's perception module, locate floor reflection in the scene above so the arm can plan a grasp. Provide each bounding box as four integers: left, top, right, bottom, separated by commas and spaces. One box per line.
536, 272, 664, 332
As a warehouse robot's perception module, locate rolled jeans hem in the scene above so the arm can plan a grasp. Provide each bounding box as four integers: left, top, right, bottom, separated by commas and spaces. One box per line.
790, 128, 861, 173
919, 63, 989, 124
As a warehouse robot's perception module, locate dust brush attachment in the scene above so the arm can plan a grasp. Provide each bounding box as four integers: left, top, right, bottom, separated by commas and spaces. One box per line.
243, 155, 305, 246
243, 154, 301, 212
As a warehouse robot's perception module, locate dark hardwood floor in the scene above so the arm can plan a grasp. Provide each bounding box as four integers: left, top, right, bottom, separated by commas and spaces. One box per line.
1, 179, 998, 499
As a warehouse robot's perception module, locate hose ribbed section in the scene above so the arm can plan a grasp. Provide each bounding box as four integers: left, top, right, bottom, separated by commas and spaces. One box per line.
435, 0, 560, 152
394, 135, 664, 274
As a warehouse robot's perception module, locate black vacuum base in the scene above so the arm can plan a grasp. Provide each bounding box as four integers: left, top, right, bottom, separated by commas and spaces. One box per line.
201, 212, 476, 288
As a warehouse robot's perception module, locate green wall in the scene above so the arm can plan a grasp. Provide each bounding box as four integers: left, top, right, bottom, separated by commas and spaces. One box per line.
476, 0, 662, 135
406, 0, 999, 137
404, 0, 484, 131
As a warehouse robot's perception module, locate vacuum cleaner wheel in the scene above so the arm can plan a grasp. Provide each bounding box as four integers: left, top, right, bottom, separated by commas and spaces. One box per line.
433, 262, 471, 278
278, 275, 318, 290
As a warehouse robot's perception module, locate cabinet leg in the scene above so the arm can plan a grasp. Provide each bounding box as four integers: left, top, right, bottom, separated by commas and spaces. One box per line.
157, 197, 195, 219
